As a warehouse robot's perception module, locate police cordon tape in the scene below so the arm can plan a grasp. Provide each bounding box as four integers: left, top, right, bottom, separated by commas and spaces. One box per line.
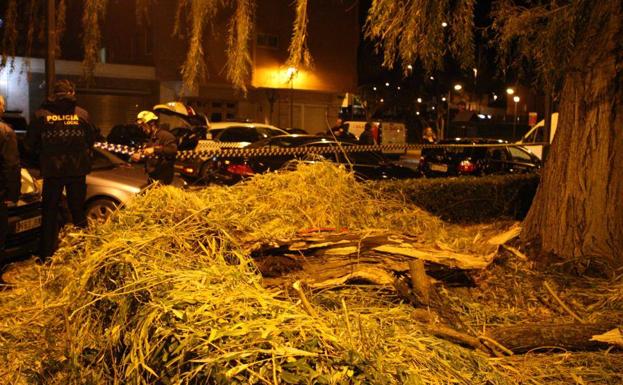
94, 141, 546, 161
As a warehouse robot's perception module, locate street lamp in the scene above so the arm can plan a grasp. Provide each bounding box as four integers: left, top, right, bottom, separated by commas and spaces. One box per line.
287, 66, 297, 128
444, 84, 462, 139
506, 87, 515, 95
513, 95, 520, 138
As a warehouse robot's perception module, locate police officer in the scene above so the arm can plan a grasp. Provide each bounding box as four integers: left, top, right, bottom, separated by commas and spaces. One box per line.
131, 111, 177, 185
0, 95, 21, 264
25, 80, 96, 259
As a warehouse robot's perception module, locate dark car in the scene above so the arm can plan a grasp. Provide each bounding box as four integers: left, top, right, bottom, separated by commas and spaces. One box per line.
419, 138, 541, 177
3, 168, 42, 261
206, 122, 288, 145
183, 134, 420, 185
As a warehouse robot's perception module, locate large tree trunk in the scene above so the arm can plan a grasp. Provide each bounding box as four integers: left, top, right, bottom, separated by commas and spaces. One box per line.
523, 2, 623, 268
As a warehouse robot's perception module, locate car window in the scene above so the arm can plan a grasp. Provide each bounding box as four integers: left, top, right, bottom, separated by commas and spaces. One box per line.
218, 127, 260, 142
508, 147, 534, 162
91, 149, 125, 169
20, 169, 38, 195
487, 148, 509, 161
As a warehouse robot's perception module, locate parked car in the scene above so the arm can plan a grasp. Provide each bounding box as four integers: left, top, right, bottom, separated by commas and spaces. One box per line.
176, 122, 288, 181
181, 134, 420, 185
3, 168, 42, 261
419, 138, 541, 177
25, 148, 185, 224
206, 122, 288, 146
85, 148, 186, 223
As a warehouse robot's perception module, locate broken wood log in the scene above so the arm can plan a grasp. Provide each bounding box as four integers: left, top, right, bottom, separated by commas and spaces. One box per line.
251, 230, 500, 288
486, 322, 621, 353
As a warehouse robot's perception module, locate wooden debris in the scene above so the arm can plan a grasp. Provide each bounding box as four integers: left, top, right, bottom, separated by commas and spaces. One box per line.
591, 328, 623, 347
487, 224, 521, 245
251, 230, 499, 288
409, 260, 431, 305
486, 322, 620, 353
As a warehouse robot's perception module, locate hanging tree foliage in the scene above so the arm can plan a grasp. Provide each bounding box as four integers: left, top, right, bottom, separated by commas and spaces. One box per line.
224, 0, 255, 93
365, 0, 475, 74
0, 0, 313, 93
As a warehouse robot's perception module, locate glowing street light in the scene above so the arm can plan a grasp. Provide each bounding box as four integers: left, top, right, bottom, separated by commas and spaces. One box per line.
407, 64, 413, 70
417, 97, 422, 103
441, 97, 447, 102
385, 82, 390, 87
454, 84, 463, 91
441, 21, 448, 27
372, 86, 377, 91
506, 87, 515, 95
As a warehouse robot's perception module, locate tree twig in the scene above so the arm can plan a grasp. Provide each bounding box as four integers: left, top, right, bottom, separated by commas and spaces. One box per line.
544, 281, 585, 324
292, 280, 318, 318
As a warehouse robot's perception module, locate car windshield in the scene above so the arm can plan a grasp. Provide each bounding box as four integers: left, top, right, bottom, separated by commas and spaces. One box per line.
92, 148, 127, 170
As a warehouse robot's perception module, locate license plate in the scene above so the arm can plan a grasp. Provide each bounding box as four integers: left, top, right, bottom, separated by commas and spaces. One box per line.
430, 163, 448, 172
15, 216, 42, 233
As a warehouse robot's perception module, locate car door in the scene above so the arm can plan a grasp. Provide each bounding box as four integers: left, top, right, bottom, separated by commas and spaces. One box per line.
507, 146, 540, 173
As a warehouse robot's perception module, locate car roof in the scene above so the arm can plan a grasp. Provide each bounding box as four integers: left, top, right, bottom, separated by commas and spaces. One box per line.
439, 137, 508, 144
208, 122, 286, 131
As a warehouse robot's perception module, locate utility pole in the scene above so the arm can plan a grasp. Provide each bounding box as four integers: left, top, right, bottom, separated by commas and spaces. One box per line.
46, 0, 56, 99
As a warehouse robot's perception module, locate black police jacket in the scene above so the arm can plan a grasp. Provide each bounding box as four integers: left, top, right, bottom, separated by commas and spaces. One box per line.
145, 128, 177, 184
0, 121, 21, 201
25, 98, 96, 178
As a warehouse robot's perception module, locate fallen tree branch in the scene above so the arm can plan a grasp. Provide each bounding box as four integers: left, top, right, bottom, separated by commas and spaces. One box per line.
544, 280, 586, 324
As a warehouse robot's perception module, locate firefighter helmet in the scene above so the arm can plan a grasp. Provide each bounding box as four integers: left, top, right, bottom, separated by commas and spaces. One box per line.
136, 110, 158, 125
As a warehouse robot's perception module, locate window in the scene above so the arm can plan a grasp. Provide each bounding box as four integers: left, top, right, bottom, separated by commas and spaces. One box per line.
508, 147, 533, 162
218, 127, 261, 143
257, 33, 279, 49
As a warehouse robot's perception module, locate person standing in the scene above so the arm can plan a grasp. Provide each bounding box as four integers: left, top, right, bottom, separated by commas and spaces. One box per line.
0, 95, 21, 264
131, 111, 177, 185
358, 122, 377, 145
421, 125, 438, 144
25, 80, 96, 260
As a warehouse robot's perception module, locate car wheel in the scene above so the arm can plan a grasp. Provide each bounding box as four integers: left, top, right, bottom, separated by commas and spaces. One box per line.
86, 198, 119, 225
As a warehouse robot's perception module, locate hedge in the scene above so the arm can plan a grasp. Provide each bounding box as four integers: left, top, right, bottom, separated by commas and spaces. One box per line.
370, 174, 540, 223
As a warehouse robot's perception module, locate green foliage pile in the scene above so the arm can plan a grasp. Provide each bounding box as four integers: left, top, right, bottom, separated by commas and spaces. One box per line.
371, 174, 540, 223
0, 163, 514, 384
0, 163, 619, 384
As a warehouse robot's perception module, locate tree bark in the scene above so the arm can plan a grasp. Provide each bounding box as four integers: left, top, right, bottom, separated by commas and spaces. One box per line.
487, 322, 621, 354
522, 2, 623, 268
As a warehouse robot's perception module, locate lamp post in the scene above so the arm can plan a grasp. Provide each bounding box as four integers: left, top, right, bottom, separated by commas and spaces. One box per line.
513, 95, 520, 139
444, 84, 462, 139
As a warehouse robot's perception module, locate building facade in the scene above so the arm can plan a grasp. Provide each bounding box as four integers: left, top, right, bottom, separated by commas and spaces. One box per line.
0, 0, 359, 136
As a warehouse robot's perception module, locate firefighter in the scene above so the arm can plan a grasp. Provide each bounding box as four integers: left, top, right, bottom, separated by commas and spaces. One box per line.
131, 111, 177, 185
25, 79, 96, 260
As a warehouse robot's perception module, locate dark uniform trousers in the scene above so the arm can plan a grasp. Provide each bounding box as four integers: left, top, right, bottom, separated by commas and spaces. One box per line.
41, 176, 87, 258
